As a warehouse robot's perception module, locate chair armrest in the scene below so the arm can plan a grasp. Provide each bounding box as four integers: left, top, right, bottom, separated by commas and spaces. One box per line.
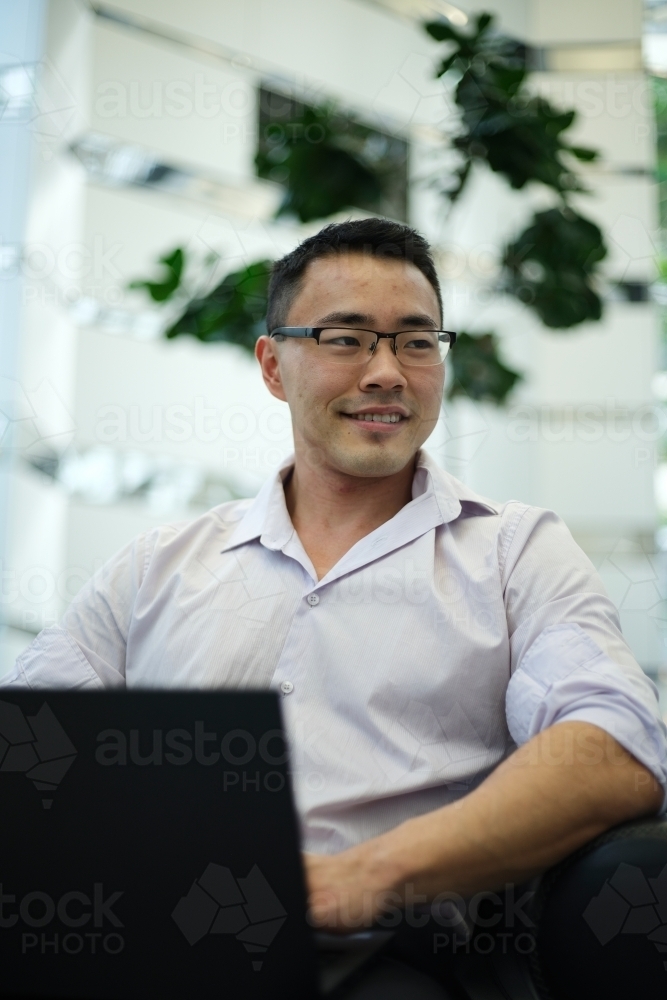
529, 818, 667, 999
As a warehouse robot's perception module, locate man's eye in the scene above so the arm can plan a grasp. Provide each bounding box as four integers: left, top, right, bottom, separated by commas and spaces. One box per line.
325, 336, 362, 347
404, 337, 434, 350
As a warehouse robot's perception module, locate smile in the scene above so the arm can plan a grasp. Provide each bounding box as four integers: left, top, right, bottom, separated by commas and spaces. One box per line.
345, 413, 406, 424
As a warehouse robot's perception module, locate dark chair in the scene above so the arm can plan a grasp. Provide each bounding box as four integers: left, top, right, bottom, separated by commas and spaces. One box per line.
330, 819, 667, 998
452, 818, 667, 1000
529, 817, 667, 998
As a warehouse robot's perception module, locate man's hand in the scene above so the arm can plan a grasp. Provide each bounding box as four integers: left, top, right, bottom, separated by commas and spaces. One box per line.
303, 844, 401, 930
303, 722, 663, 931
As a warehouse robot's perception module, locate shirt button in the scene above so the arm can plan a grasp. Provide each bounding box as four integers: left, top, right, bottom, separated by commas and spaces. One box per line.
280, 680, 294, 695
307, 594, 320, 606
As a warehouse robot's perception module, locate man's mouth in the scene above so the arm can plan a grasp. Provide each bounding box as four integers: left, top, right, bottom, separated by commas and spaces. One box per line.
346, 412, 406, 424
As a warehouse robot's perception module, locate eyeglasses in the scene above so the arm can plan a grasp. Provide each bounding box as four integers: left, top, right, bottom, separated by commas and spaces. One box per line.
269, 327, 456, 367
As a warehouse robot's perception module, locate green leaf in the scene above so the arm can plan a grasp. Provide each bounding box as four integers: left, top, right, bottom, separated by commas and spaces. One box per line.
164, 259, 272, 351
424, 11, 608, 337
568, 145, 598, 162
434, 52, 460, 78
255, 102, 388, 223
423, 12, 598, 201
128, 247, 185, 302
425, 19, 461, 43
501, 208, 606, 328
448, 331, 522, 405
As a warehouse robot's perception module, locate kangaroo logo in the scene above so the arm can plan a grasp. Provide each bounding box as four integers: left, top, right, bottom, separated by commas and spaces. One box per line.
0, 700, 77, 809
171, 863, 286, 973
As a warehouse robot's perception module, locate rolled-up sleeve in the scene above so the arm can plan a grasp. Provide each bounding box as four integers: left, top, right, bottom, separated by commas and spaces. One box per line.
503, 506, 667, 813
1, 530, 151, 690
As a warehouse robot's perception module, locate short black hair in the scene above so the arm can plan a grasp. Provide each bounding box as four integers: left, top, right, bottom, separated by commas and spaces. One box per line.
266, 218, 442, 331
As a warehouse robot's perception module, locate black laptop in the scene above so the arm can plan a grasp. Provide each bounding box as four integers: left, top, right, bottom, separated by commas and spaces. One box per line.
0, 691, 390, 1000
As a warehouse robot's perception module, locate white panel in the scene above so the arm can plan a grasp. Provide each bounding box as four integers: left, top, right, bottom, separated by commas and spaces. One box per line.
72, 325, 293, 485
530, 0, 642, 46
19, 1, 92, 438
533, 72, 654, 170
525, 303, 658, 407
66, 499, 184, 581
445, 397, 656, 533
81, 182, 299, 303
74, 326, 292, 490
570, 180, 658, 283
91, 19, 254, 180
537, 432, 656, 531
98, 0, 436, 118
4, 0, 92, 651
3, 468, 70, 633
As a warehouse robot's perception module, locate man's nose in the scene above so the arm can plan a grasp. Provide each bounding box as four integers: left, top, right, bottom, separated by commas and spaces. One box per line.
359, 339, 408, 391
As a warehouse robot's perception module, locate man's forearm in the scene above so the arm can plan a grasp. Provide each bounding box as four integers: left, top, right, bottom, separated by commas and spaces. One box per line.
305, 722, 663, 927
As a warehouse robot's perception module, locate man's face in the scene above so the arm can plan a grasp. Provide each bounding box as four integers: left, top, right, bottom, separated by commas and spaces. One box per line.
256, 252, 445, 478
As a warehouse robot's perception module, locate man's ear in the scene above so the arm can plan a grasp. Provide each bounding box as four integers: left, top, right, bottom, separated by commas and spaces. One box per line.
255, 335, 288, 402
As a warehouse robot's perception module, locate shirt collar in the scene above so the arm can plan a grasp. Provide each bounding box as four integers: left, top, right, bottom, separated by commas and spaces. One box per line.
220, 450, 499, 560
219, 458, 296, 555
412, 449, 500, 519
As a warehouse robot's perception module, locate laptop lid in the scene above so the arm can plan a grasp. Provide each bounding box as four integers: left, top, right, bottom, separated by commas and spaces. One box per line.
0, 690, 320, 1000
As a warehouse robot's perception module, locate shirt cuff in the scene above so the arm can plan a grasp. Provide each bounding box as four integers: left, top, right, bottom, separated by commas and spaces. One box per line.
1, 626, 122, 690
506, 622, 667, 815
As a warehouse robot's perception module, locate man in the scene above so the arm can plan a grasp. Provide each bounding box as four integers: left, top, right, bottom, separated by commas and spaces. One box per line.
4, 219, 666, 997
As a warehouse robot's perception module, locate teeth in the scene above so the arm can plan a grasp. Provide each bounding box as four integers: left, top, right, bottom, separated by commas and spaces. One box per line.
351, 413, 403, 423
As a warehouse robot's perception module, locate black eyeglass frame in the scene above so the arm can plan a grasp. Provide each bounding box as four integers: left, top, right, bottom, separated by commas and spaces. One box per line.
269, 326, 457, 364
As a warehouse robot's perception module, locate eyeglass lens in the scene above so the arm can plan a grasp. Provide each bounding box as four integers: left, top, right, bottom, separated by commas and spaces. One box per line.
317, 329, 450, 366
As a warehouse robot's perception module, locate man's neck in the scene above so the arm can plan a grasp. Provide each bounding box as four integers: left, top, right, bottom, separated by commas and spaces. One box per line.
283, 452, 417, 581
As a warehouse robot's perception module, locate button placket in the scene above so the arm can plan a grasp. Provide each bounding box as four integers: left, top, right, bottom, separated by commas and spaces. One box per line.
272, 579, 322, 700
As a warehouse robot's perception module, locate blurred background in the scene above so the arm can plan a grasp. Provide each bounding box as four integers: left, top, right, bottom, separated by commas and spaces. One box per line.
1, 0, 667, 717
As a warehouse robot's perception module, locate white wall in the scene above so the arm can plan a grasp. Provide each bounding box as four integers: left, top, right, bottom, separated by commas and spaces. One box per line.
2, 0, 90, 667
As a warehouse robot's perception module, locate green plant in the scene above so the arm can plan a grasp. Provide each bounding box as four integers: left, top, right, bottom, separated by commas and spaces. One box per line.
502, 207, 606, 328
256, 103, 384, 223
424, 11, 608, 377
425, 13, 597, 203
255, 93, 408, 223
129, 250, 272, 352
652, 76, 667, 228
448, 331, 522, 403
164, 260, 272, 349
129, 247, 185, 302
